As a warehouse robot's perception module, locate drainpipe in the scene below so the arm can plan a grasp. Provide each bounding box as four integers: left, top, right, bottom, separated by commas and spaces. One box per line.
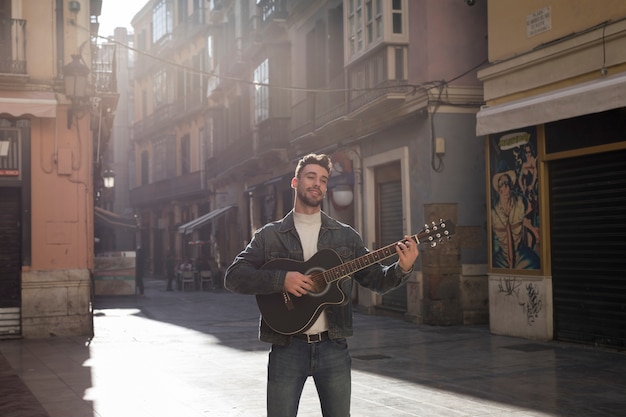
348, 147, 363, 233
56, 0, 64, 77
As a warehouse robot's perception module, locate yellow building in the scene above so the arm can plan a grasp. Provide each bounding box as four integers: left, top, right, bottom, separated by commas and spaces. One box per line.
0, 0, 116, 339
478, 0, 626, 348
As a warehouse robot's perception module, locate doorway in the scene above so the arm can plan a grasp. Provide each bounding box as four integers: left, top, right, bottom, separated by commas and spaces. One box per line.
0, 186, 21, 337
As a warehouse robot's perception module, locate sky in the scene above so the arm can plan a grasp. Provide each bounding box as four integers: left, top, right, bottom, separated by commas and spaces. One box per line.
97, 0, 149, 38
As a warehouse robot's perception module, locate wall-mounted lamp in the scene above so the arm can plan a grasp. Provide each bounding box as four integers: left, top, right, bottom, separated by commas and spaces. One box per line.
103, 170, 115, 189
331, 185, 354, 207
63, 54, 90, 129
328, 172, 355, 209
69, 1, 81, 13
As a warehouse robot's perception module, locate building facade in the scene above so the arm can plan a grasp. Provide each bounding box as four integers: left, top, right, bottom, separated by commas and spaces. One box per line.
130, 0, 489, 325
477, 0, 626, 349
0, 0, 116, 338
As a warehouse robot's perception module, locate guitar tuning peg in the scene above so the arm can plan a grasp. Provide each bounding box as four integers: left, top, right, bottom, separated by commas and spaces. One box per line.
430, 241, 438, 248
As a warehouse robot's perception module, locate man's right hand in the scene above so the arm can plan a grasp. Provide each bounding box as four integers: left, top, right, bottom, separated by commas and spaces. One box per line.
284, 271, 313, 297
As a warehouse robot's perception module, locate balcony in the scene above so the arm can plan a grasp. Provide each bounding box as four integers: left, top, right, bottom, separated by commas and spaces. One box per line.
258, 0, 287, 24
93, 44, 117, 94
206, 117, 290, 182
256, 0, 288, 39
348, 79, 408, 119
130, 171, 203, 207
171, 9, 210, 49
133, 104, 177, 143
291, 49, 409, 146
133, 97, 204, 143
0, 18, 26, 75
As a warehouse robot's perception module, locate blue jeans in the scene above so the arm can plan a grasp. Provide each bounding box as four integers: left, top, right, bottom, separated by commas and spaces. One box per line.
267, 338, 351, 417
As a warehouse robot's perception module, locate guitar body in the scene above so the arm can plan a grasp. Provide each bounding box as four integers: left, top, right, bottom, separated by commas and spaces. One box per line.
256, 248, 349, 335
254, 219, 455, 336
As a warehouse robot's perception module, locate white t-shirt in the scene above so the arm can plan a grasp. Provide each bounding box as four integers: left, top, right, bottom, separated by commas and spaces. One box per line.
293, 211, 328, 334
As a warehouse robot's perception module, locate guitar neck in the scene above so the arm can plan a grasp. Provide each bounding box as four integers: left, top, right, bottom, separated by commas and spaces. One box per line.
319, 234, 419, 284
317, 219, 454, 284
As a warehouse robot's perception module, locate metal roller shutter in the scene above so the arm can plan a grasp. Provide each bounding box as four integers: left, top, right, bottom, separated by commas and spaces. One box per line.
379, 180, 407, 310
549, 149, 626, 348
0, 187, 21, 338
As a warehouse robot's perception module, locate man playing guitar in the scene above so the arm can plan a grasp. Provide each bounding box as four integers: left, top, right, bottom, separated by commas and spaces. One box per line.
224, 153, 419, 417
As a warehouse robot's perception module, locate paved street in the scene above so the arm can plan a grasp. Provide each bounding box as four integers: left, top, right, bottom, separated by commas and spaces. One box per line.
1, 276, 625, 417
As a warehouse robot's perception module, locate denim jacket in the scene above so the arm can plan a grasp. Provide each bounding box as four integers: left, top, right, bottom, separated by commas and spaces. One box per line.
224, 210, 413, 346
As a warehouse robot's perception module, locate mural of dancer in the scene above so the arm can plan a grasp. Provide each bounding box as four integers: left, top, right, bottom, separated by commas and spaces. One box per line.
489, 129, 540, 270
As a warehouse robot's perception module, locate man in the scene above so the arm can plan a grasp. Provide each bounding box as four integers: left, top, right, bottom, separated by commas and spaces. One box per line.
165, 251, 176, 291
135, 246, 145, 296
224, 153, 419, 417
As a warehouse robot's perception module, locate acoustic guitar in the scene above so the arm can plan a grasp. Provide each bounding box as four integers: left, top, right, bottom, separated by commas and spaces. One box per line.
256, 219, 455, 335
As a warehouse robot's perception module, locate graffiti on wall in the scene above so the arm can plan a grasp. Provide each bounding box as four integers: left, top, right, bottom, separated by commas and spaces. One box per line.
489, 129, 541, 270
521, 283, 542, 325
497, 276, 543, 326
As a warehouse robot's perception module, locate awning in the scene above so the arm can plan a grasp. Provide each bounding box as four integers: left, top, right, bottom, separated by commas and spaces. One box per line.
94, 207, 136, 229
178, 205, 235, 235
476, 72, 626, 135
0, 91, 57, 118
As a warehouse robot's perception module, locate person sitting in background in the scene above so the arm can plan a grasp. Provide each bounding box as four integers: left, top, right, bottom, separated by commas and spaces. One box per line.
178, 258, 193, 273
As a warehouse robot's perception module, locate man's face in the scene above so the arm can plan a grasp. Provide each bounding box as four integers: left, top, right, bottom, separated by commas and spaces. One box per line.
294, 164, 329, 208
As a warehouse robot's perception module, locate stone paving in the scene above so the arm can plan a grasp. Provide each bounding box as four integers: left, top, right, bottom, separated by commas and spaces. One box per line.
1, 277, 625, 417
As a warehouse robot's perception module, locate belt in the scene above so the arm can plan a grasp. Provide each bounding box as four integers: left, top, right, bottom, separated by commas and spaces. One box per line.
293, 331, 329, 343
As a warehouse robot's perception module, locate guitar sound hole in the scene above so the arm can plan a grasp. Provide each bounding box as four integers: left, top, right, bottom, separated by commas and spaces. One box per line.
306, 267, 330, 297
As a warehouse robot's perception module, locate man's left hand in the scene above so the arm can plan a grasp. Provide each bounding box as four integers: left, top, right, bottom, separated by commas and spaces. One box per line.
396, 236, 419, 273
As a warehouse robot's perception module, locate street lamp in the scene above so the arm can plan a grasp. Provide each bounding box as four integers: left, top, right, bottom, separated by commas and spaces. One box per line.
63, 54, 90, 129
103, 170, 115, 189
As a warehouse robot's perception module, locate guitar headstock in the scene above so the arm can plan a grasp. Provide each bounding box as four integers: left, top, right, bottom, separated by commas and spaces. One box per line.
416, 219, 456, 248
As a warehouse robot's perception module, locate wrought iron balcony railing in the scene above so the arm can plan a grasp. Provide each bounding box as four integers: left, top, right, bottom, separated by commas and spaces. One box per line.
206, 117, 290, 179
130, 171, 203, 206
258, 0, 287, 25
0, 18, 26, 74
93, 44, 117, 93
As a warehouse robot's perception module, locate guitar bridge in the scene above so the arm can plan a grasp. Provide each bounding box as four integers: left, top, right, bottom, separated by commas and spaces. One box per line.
282, 292, 295, 311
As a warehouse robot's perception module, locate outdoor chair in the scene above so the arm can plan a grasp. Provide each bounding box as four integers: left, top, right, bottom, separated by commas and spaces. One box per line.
199, 270, 214, 291
180, 271, 195, 291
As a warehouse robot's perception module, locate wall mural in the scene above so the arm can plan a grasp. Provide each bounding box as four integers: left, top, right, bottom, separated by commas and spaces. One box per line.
489, 129, 540, 270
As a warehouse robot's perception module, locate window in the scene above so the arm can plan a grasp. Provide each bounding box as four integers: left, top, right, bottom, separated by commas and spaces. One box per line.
375, 0, 382, 38
366, 0, 381, 44
192, 53, 203, 104
392, 0, 403, 34
177, 0, 188, 25
254, 59, 269, 123
345, 0, 406, 61
180, 134, 190, 175
348, 0, 363, 55
394, 47, 404, 80
141, 150, 149, 186
206, 35, 214, 71
152, 0, 173, 44
153, 69, 167, 109
141, 89, 147, 120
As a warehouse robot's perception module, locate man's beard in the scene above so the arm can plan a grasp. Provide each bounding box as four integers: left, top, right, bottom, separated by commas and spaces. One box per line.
297, 188, 323, 208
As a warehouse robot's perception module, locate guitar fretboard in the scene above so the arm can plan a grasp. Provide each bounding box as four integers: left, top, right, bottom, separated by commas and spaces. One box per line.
316, 234, 421, 284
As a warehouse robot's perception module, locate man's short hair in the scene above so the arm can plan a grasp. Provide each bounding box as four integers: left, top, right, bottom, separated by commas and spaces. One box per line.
294, 153, 332, 178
